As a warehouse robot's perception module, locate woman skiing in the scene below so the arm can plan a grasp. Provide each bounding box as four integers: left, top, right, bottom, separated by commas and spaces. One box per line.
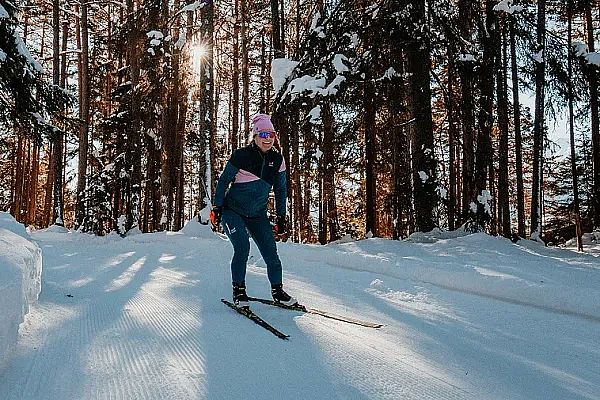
210, 113, 297, 308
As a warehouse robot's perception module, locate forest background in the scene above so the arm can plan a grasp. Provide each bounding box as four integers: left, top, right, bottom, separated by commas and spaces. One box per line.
1, 0, 600, 247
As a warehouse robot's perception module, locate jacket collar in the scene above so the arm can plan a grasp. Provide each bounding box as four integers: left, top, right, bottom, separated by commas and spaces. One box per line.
250, 141, 274, 156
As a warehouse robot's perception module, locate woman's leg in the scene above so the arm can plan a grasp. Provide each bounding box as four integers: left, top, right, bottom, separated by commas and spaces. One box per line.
221, 209, 250, 284
245, 216, 282, 285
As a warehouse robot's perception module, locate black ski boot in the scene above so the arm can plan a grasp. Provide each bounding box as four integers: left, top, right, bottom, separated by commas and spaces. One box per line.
271, 284, 298, 306
233, 282, 250, 308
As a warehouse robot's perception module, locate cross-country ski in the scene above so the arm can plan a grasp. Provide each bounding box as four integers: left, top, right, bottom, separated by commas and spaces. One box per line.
248, 297, 383, 328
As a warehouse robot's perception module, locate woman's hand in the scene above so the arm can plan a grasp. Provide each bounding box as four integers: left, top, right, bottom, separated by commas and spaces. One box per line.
274, 215, 287, 235
210, 206, 223, 228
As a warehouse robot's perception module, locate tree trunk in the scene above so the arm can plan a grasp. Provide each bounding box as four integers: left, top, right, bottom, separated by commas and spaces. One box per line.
530, 0, 545, 241
321, 101, 339, 242
510, 12, 526, 238
197, 0, 215, 204
260, 33, 267, 113
126, 0, 142, 233
568, 2, 583, 250
52, 0, 64, 226
318, 168, 325, 244
208, 2, 217, 199
497, 16, 511, 237
295, 0, 300, 55
474, 0, 495, 230
175, 41, 189, 230
447, 43, 459, 231
76, 2, 90, 229
271, 0, 283, 58
13, 137, 24, 221
585, 3, 600, 229
290, 109, 302, 242
27, 144, 40, 226
364, 78, 377, 237
232, 0, 240, 151
241, 0, 250, 139
300, 121, 314, 242
23, 141, 32, 224
407, 0, 436, 233
44, 142, 54, 226
280, 0, 286, 55
392, 117, 413, 239
38, 6, 51, 226
458, 0, 476, 227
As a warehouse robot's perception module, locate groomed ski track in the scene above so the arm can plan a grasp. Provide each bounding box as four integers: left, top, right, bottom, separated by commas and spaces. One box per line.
0, 225, 598, 400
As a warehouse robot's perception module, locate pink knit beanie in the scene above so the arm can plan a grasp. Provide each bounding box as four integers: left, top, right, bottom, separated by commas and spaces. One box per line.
252, 113, 275, 136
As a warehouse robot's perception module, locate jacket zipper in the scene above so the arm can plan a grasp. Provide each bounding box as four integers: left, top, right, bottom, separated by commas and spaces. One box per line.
256, 146, 265, 179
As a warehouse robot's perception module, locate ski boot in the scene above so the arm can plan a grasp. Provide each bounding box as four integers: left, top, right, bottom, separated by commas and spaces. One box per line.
271, 284, 298, 306
233, 282, 250, 308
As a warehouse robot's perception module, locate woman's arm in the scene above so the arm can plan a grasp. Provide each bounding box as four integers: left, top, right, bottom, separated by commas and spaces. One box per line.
273, 159, 287, 217
213, 161, 239, 207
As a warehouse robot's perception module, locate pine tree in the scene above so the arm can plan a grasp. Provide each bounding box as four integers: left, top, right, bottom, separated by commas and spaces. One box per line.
1, 0, 69, 228
583, 1, 600, 229
567, 0, 583, 250
75, 1, 90, 229
530, 0, 546, 241
407, 0, 436, 233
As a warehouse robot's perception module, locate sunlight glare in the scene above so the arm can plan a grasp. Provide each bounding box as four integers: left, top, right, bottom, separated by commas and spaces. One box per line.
191, 42, 208, 70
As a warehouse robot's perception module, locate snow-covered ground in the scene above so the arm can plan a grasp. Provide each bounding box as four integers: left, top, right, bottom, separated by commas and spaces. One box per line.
0, 213, 42, 370
0, 217, 599, 399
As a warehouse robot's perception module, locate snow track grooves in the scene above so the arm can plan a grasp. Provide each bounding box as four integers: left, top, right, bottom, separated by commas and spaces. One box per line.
0, 264, 207, 400
299, 317, 474, 400
80, 283, 206, 399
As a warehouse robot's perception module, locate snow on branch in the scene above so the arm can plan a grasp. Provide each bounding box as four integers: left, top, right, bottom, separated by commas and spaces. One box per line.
167, 0, 206, 27
587, 52, 600, 67
571, 41, 600, 67
333, 54, 349, 74
179, 0, 206, 13
15, 34, 43, 73
0, 4, 9, 19
493, 0, 523, 14
458, 54, 475, 62
271, 58, 299, 95
308, 105, 321, 125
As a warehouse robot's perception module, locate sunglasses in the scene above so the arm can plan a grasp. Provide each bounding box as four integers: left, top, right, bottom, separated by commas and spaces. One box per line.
257, 131, 276, 139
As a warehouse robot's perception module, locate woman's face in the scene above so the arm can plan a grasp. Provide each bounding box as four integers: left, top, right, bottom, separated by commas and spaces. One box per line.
255, 131, 276, 153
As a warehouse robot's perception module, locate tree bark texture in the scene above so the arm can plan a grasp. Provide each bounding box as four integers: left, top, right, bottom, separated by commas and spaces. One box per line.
530, 0, 546, 240
407, 0, 436, 233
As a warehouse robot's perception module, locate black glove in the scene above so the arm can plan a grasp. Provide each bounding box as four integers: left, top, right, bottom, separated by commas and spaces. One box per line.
274, 215, 287, 235
210, 206, 223, 227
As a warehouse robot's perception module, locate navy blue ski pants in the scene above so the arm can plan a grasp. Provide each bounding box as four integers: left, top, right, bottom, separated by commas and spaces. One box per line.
221, 208, 282, 285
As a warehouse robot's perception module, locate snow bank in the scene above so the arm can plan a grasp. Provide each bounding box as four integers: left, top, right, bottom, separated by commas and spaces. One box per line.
44, 224, 69, 233
298, 232, 600, 321
0, 212, 42, 368
179, 218, 216, 239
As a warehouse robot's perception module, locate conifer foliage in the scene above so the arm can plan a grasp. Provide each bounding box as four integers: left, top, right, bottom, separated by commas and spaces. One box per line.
0, 0, 67, 139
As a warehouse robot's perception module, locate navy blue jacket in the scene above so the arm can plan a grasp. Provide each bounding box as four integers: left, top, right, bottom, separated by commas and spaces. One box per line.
214, 143, 287, 218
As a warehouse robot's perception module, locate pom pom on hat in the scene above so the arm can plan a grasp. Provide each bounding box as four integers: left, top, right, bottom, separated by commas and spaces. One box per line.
252, 113, 275, 136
